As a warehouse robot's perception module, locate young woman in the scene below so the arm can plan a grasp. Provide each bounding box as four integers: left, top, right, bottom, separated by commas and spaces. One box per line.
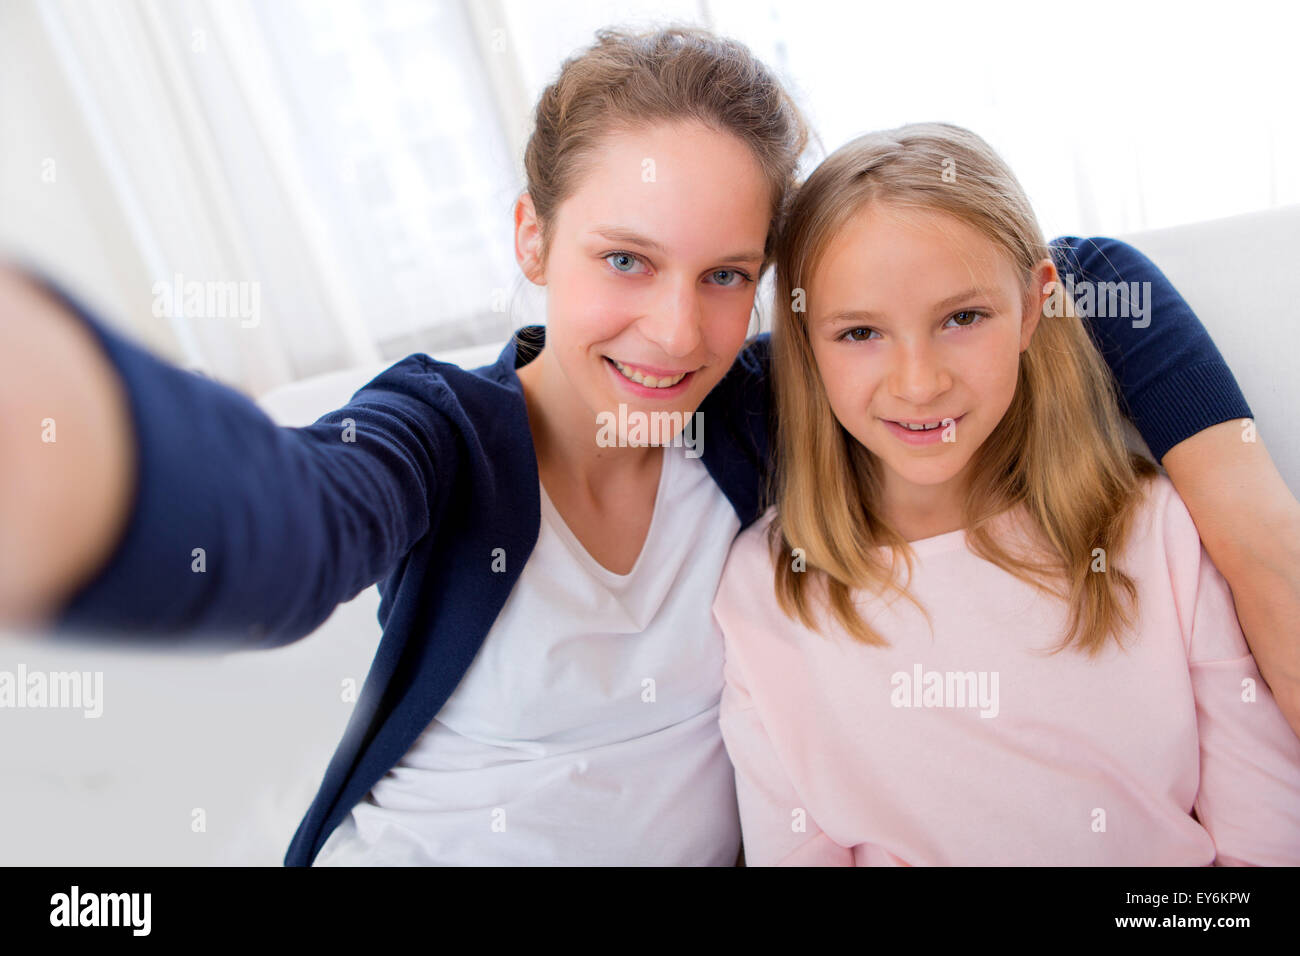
0, 28, 1296, 866
714, 122, 1300, 865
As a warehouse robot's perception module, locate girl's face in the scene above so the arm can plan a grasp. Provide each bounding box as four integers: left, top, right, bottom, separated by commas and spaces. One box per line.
516, 121, 771, 438
806, 202, 1052, 504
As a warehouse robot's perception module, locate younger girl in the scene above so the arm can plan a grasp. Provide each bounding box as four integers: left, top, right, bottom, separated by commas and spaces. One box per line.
714, 122, 1300, 865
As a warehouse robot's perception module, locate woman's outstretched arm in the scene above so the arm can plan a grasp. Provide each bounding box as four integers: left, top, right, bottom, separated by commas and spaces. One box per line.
0, 264, 451, 648
0, 266, 135, 627
1052, 236, 1300, 739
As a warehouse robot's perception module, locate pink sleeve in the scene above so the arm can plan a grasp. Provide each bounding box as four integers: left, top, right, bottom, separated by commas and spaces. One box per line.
716, 612, 853, 867
1163, 487, 1300, 865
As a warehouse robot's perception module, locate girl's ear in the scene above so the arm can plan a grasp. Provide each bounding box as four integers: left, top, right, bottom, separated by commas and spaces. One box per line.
1021, 258, 1058, 351
514, 193, 547, 286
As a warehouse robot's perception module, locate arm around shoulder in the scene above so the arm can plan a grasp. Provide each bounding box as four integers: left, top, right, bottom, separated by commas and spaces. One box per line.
1163, 477, 1300, 864
1163, 420, 1300, 741
1049, 236, 1300, 738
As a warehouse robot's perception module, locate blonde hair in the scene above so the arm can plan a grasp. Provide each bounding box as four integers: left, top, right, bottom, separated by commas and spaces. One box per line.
770, 122, 1158, 657
523, 25, 809, 269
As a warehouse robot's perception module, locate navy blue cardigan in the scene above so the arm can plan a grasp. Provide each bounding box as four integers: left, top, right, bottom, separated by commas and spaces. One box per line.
45, 237, 1250, 865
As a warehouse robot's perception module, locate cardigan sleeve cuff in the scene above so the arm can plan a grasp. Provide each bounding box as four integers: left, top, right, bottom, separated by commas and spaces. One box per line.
1126, 360, 1253, 462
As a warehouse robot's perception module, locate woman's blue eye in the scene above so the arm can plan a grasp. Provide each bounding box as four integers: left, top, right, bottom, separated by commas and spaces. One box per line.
603, 253, 751, 285
710, 269, 751, 287
604, 252, 646, 273
945, 310, 987, 329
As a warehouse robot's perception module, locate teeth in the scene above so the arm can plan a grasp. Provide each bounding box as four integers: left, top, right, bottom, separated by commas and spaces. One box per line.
612, 359, 687, 389
901, 421, 942, 430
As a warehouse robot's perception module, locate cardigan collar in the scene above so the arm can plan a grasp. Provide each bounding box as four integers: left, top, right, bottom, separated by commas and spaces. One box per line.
484, 325, 546, 385
475, 322, 767, 531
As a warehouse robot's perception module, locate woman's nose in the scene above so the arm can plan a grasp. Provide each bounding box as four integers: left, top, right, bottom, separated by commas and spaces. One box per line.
639, 278, 703, 358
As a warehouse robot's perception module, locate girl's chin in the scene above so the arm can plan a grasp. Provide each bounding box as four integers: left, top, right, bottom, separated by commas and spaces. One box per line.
868, 448, 972, 487
892, 470, 965, 489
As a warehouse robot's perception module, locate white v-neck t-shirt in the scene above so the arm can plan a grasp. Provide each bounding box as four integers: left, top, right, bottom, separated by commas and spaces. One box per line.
313, 444, 743, 865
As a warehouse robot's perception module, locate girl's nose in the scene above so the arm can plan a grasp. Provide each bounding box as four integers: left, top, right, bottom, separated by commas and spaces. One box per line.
889, 343, 951, 406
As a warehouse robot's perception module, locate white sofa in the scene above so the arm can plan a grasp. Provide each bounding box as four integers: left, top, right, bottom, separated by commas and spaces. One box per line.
2, 206, 1296, 865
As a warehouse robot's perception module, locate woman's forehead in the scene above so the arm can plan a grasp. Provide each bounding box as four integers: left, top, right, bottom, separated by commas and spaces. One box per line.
558, 121, 772, 254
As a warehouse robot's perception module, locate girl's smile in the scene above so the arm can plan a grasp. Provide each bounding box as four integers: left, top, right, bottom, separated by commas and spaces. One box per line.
881, 413, 965, 445
806, 201, 1054, 534
809, 202, 1022, 484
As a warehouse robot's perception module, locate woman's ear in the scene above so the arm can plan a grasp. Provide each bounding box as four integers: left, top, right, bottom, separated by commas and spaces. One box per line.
514, 193, 547, 286
1021, 258, 1058, 351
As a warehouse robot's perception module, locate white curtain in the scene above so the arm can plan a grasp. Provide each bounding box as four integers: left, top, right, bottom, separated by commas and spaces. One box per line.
34, 0, 529, 393
705, 0, 1300, 241
38, 0, 324, 391
26, 0, 1300, 392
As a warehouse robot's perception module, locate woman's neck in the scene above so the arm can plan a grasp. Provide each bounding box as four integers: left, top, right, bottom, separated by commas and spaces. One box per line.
516, 348, 660, 497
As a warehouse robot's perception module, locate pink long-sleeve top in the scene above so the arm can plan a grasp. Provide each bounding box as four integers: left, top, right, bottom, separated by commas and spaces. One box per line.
715, 475, 1300, 865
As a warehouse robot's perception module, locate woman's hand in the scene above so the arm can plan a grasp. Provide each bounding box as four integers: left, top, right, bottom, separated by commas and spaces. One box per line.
1164, 418, 1300, 739
0, 265, 135, 629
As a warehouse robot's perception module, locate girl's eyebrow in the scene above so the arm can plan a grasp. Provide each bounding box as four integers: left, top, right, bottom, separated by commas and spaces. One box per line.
591, 227, 763, 264
931, 287, 989, 310
818, 288, 989, 326
819, 309, 872, 327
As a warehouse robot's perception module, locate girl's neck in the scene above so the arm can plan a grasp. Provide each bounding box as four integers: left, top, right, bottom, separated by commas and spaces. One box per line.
879, 470, 969, 543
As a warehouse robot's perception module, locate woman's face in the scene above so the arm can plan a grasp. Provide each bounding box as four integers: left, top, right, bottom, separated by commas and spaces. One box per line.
517, 121, 772, 441
806, 202, 1050, 504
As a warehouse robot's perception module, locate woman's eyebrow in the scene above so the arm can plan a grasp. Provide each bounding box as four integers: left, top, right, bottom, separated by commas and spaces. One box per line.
591, 227, 763, 263
592, 226, 665, 252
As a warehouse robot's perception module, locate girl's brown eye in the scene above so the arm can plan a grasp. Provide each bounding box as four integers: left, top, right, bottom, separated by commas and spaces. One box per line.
946, 310, 986, 328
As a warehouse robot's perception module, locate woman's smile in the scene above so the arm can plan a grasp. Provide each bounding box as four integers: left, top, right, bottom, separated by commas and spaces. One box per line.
603, 355, 697, 398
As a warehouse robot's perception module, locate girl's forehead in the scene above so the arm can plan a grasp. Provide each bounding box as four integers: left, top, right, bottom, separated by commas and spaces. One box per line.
822, 205, 1008, 274
810, 206, 1020, 306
